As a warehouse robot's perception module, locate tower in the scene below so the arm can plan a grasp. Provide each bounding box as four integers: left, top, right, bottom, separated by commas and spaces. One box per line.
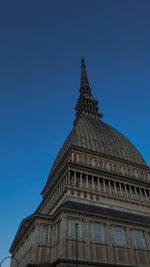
10, 58, 150, 267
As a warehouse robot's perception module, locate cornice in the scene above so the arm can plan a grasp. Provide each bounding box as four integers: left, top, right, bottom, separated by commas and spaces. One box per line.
59, 205, 150, 229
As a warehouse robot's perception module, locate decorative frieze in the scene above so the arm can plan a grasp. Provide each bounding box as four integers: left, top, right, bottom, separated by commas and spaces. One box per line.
71, 152, 150, 181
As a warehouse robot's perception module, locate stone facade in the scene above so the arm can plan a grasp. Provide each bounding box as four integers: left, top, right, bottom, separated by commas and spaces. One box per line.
10, 58, 150, 267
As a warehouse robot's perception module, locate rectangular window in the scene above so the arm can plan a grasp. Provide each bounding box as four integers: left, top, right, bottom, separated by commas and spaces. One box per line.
66, 218, 84, 240
42, 225, 48, 244
110, 226, 128, 247
38, 224, 51, 246
130, 229, 147, 249
89, 222, 106, 244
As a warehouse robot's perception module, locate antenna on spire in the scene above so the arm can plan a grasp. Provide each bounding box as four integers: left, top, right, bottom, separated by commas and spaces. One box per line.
80, 56, 91, 95
74, 57, 103, 123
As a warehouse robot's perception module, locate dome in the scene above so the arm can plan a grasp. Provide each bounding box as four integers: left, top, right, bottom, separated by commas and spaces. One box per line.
49, 114, 147, 177
48, 57, 147, 178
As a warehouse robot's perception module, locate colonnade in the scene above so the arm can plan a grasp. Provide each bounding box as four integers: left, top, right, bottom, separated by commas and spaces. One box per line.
69, 171, 150, 203
47, 170, 150, 213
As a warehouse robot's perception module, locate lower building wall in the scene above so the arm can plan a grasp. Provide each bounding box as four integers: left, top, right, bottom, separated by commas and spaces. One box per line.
10, 211, 150, 267
65, 240, 150, 266
24, 241, 150, 267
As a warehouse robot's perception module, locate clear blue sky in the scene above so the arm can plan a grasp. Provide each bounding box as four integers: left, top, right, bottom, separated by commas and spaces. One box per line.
0, 0, 150, 265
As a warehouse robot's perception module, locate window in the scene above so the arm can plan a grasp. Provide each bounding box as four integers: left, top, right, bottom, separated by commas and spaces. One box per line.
79, 157, 91, 165
95, 161, 106, 169
110, 226, 128, 247
138, 172, 147, 180
66, 218, 84, 240
89, 222, 106, 244
38, 224, 51, 246
42, 225, 48, 244
125, 169, 133, 176
110, 165, 121, 173
130, 229, 147, 249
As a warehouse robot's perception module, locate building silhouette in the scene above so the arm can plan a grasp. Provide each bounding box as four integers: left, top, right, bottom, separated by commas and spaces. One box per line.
10, 58, 150, 267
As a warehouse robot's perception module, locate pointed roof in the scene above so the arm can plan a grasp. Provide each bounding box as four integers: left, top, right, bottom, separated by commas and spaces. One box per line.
75, 57, 103, 122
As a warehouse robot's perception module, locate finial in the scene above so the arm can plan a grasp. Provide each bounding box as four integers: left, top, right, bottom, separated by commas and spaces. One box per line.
81, 56, 85, 67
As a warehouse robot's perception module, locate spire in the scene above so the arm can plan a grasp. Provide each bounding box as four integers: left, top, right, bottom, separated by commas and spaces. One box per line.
74, 57, 103, 123
80, 56, 91, 95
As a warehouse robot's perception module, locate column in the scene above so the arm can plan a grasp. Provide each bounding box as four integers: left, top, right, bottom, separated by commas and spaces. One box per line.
106, 223, 114, 262
65, 174, 68, 187
68, 171, 70, 185
53, 191, 56, 203
114, 182, 117, 195
97, 177, 100, 191
80, 173, 83, 188
59, 218, 66, 258
31, 224, 41, 262
62, 178, 64, 192
74, 171, 76, 186
135, 187, 139, 200
144, 189, 148, 201
126, 227, 134, 265
63, 176, 66, 190
108, 180, 112, 194
61, 180, 63, 194
56, 186, 59, 200
59, 183, 61, 196
119, 183, 123, 196
91, 223, 96, 260
139, 188, 144, 201
86, 174, 89, 189
92, 176, 94, 190
103, 179, 106, 193
84, 221, 91, 260
129, 185, 133, 199
124, 184, 128, 198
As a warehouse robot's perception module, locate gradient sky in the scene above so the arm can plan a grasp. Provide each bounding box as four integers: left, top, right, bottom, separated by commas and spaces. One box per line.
0, 0, 150, 265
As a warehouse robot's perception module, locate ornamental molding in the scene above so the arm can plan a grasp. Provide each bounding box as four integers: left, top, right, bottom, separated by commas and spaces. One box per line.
60, 207, 150, 229
71, 150, 150, 183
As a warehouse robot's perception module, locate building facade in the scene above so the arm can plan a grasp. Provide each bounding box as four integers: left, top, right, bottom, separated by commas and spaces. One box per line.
10, 58, 150, 267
